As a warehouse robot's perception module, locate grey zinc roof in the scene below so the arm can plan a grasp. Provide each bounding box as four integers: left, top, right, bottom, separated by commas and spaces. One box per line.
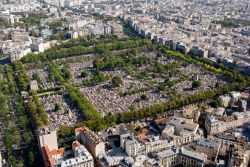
156, 148, 177, 159
196, 138, 220, 150
180, 147, 207, 162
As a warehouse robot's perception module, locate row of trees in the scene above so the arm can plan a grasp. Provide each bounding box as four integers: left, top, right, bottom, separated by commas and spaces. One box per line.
215, 18, 250, 27
80, 81, 242, 132
48, 63, 65, 82
67, 86, 102, 121
1, 65, 41, 166
11, 61, 49, 128
21, 39, 151, 63
4, 65, 19, 96
46, 34, 120, 51
2, 66, 19, 166
93, 49, 152, 72
12, 61, 31, 91
26, 90, 49, 128
49, 64, 72, 82
121, 20, 139, 37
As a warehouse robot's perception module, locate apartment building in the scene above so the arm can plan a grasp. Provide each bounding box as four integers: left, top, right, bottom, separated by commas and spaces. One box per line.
161, 116, 200, 146
42, 141, 94, 167
205, 112, 250, 135
207, 133, 247, 155
192, 138, 221, 162
150, 147, 207, 167
61, 141, 94, 167
75, 127, 105, 158
120, 133, 171, 157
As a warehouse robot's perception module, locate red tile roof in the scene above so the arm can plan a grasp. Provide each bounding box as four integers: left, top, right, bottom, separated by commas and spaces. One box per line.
42, 145, 65, 167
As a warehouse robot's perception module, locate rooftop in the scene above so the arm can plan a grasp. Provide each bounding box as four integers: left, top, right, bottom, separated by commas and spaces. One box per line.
180, 147, 207, 163
156, 148, 177, 159
195, 138, 220, 150
77, 127, 104, 145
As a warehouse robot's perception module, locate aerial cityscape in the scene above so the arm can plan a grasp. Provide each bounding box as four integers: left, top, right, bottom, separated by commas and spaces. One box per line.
0, 0, 250, 166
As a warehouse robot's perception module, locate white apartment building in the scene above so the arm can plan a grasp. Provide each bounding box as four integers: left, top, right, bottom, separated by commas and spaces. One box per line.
61, 141, 94, 167
122, 134, 171, 157
205, 112, 250, 135
161, 117, 200, 146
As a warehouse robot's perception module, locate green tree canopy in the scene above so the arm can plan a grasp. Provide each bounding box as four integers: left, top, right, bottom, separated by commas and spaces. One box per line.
112, 76, 123, 87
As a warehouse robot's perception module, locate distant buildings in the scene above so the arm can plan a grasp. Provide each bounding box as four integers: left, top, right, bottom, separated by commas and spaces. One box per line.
30, 38, 52, 53
123, 0, 250, 73
62, 17, 123, 39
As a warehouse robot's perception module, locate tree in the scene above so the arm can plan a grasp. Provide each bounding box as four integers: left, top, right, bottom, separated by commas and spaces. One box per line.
32, 73, 41, 83
129, 104, 136, 112
62, 68, 72, 80
28, 151, 35, 165
8, 156, 16, 167
209, 100, 220, 108
54, 103, 62, 111
158, 83, 166, 91
192, 80, 202, 89
81, 70, 88, 78
141, 94, 148, 101
49, 21, 63, 32
215, 82, 220, 88
67, 86, 102, 121
111, 76, 123, 87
